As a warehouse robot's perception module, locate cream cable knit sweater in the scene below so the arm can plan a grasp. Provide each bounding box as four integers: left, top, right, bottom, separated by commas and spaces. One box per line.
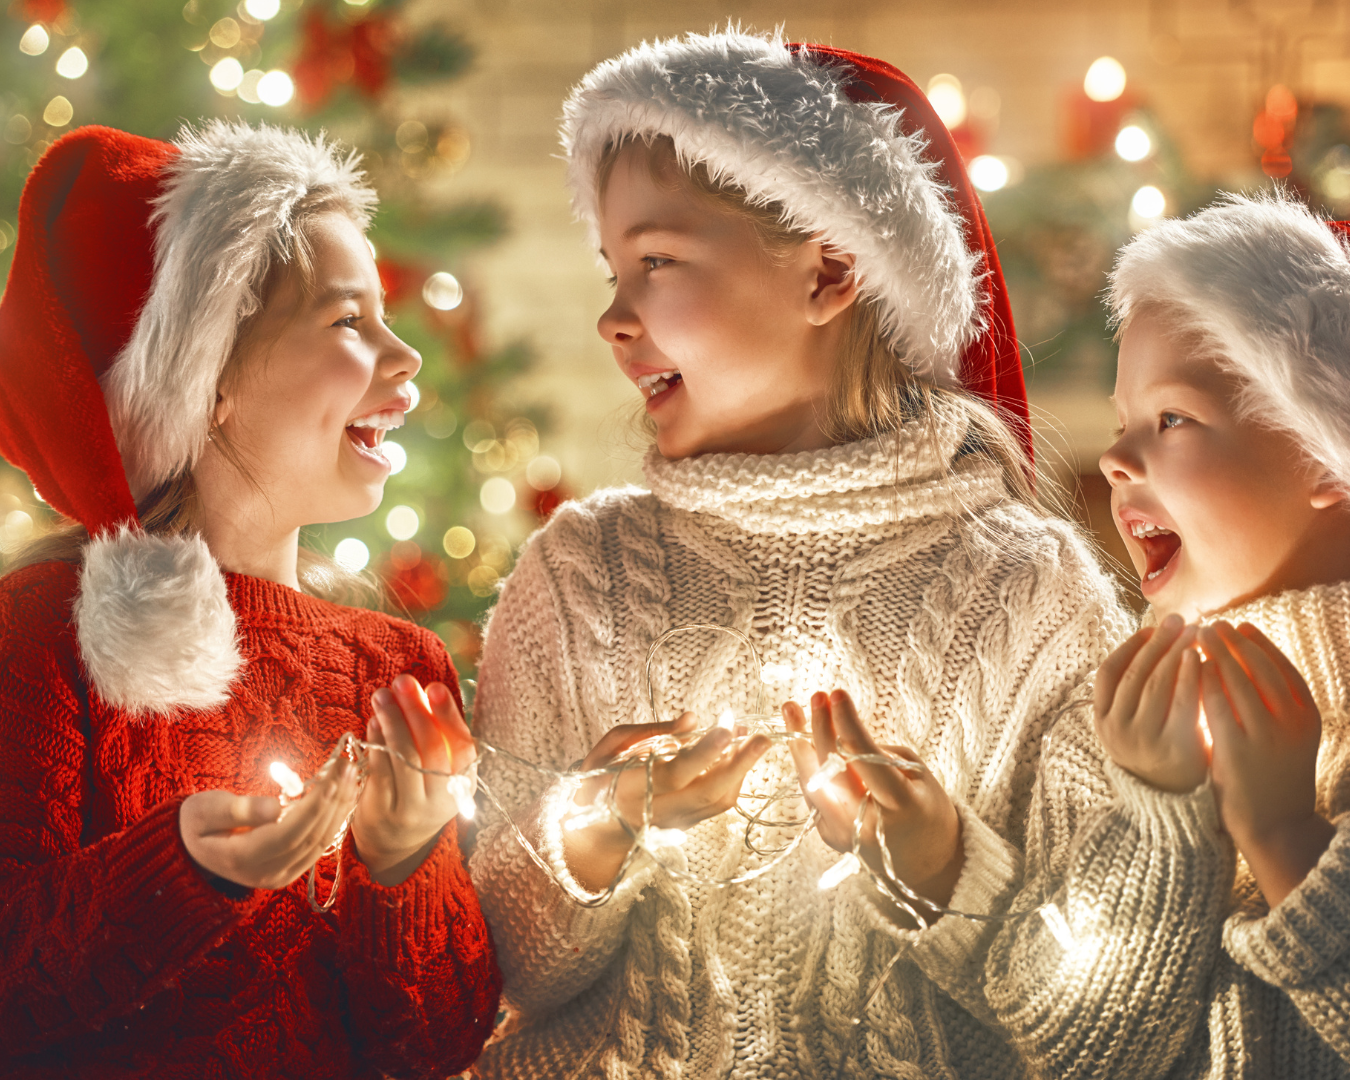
467, 405, 1138, 1080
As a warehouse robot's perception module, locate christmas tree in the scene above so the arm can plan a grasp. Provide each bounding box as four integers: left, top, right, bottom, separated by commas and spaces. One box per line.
0, 0, 564, 679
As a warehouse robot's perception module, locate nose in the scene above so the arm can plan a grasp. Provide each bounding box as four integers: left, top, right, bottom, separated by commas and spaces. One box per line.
1099, 436, 1142, 486
379, 325, 422, 383
597, 289, 641, 346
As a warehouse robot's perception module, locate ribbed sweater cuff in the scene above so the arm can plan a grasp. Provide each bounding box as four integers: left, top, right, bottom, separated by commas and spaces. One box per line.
1225, 815, 1350, 988
338, 828, 461, 968
1104, 759, 1223, 844
910, 801, 1023, 963
522, 777, 658, 943
105, 798, 262, 969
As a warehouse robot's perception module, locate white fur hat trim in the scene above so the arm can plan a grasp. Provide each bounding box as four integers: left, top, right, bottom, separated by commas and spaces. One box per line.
73, 528, 241, 718
1108, 192, 1350, 493
102, 121, 377, 500
561, 29, 983, 386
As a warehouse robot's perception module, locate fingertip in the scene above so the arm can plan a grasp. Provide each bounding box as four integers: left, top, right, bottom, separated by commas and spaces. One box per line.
810, 691, 829, 710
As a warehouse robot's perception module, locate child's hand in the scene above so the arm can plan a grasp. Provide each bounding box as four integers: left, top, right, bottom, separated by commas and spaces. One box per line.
784, 690, 963, 913
563, 713, 771, 892
180, 755, 360, 890
1200, 621, 1334, 907
352, 674, 474, 887
1094, 614, 1207, 793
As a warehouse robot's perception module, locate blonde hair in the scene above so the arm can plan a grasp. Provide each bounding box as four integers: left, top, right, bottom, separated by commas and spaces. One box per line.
598, 135, 1039, 508
6, 196, 385, 608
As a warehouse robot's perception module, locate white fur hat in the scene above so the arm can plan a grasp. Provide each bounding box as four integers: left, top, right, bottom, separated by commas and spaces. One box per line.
561, 29, 989, 388
1108, 193, 1350, 492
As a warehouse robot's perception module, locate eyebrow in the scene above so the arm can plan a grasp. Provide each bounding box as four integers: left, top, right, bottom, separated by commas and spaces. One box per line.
311, 284, 385, 309
598, 221, 688, 259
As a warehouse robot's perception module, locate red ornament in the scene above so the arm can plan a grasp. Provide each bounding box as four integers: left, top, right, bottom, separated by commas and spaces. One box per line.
1061, 86, 1141, 159
292, 8, 400, 112
18, 0, 66, 23
381, 549, 450, 613
377, 257, 423, 308
528, 483, 571, 523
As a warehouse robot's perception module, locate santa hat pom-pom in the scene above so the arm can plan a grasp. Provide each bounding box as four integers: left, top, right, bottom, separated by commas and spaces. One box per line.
74, 528, 241, 717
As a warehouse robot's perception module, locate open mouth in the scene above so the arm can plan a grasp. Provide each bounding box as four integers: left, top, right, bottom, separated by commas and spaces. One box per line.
636, 370, 683, 400
345, 409, 405, 464
1129, 520, 1182, 585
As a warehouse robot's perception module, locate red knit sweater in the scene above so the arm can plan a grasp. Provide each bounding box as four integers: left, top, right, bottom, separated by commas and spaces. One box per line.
0, 561, 502, 1079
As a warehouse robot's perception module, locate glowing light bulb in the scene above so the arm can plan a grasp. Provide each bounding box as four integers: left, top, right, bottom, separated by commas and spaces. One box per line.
643, 827, 688, 848
269, 760, 304, 800
1115, 125, 1151, 162
969, 155, 1010, 192
55, 46, 86, 79
806, 753, 847, 793
818, 851, 862, 890
19, 24, 48, 56
447, 774, 477, 820
717, 708, 737, 731
1084, 57, 1126, 102
563, 804, 612, 832
1040, 902, 1076, 949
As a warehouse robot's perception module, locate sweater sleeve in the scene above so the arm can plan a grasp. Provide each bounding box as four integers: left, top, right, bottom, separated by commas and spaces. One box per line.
982, 709, 1234, 1080
467, 519, 656, 1019
1221, 812, 1350, 1065
335, 631, 503, 1079
0, 566, 264, 1059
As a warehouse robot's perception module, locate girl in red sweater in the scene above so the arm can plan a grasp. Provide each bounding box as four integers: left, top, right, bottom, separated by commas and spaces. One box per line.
0, 123, 500, 1078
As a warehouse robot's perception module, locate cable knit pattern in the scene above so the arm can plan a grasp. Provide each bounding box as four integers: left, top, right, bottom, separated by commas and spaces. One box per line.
985, 580, 1350, 1079
0, 562, 501, 1079
468, 402, 1134, 1079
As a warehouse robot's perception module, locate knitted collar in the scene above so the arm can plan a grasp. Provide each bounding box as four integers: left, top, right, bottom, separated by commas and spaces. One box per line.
642, 406, 1008, 535
1218, 579, 1350, 718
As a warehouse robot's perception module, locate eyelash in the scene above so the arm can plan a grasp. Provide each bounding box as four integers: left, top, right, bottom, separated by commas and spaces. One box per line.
333, 313, 395, 329
606, 256, 673, 288
1160, 412, 1185, 430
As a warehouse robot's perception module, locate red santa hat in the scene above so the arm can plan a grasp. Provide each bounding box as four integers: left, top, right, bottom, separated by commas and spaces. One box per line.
0, 122, 375, 717
560, 29, 1029, 458
1108, 193, 1350, 495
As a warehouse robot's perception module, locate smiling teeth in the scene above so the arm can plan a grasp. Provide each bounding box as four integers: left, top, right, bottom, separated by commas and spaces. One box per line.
349, 410, 405, 431
1130, 521, 1172, 539
636, 371, 679, 398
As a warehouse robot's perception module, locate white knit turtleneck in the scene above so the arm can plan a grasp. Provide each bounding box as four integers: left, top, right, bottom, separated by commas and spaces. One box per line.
468, 406, 1142, 1079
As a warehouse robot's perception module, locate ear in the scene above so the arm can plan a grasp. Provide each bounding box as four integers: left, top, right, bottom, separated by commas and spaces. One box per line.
1309, 468, 1346, 509
212, 390, 232, 429
804, 241, 859, 327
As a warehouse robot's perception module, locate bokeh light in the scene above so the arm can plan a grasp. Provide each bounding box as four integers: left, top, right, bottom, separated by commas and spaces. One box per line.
55, 47, 87, 79
969, 155, 1009, 192
42, 96, 72, 127
480, 477, 516, 514
257, 70, 294, 107
442, 526, 475, 559
422, 271, 464, 311
926, 74, 967, 129
237, 69, 265, 103
386, 504, 420, 540
407, 381, 420, 410
210, 57, 244, 93
525, 454, 562, 491
19, 24, 48, 56
333, 537, 370, 572
1115, 125, 1151, 161
1131, 185, 1165, 219
380, 440, 407, 474
1084, 57, 1126, 102
244, 0, 281, 19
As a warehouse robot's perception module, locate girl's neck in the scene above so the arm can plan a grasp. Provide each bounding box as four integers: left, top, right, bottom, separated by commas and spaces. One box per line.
192, 457, 302, 590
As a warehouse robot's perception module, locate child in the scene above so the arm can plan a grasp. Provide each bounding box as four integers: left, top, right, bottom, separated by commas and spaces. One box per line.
1081, 193, 1350, 1076
0, 123, 500, 1077
446, 30, 1138, 1078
